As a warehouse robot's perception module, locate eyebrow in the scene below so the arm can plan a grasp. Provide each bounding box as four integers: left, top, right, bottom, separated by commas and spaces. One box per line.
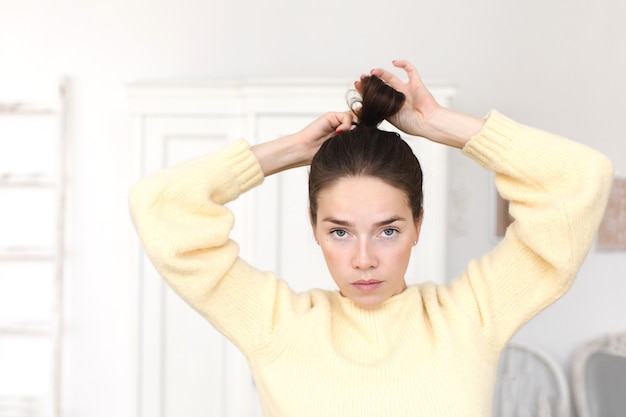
321, 216, 406, 228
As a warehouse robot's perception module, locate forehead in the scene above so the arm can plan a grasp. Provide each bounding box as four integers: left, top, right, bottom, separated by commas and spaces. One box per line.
316, 176, 411, 219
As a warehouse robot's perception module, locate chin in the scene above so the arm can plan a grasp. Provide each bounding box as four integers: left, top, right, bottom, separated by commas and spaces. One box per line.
351, 294, 389, 309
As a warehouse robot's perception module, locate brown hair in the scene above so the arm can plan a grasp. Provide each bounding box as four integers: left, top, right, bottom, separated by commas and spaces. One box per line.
308, 75, 424, 224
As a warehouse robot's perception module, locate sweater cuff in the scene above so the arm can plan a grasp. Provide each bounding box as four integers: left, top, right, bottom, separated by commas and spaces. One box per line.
221, 139, 265, 194
461, 110, 520, 169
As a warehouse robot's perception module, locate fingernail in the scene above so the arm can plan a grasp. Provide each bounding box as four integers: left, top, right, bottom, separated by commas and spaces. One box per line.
336, 129, 343, 134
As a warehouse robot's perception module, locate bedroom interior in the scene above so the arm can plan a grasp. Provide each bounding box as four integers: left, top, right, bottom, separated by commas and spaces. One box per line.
1, 0, 625, 416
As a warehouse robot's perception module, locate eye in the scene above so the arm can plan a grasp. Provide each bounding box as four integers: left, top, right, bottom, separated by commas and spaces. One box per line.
330, 229, 349, 239
381, 228, 398, 238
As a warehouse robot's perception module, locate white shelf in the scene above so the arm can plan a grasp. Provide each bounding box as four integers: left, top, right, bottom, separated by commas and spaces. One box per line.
0, 321, 53, 336
0, 80, 66, 417
0, 395, 43, 417
0, 173, 57, 188
0, 246, 56, 261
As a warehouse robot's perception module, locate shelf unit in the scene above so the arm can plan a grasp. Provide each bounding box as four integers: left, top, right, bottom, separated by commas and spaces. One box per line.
0, 82, 67, 417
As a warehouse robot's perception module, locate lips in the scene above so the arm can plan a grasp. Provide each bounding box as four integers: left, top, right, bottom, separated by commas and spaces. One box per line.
351, 280, 383, 292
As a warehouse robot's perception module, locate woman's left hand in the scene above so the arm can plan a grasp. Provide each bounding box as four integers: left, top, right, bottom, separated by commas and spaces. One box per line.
358, 60, 484, 148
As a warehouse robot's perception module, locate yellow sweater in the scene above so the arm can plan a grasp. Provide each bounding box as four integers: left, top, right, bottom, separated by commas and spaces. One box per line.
129, 111, 613, 417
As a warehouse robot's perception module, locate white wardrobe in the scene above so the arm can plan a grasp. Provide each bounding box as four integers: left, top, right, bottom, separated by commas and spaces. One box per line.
127, 79, 456, 417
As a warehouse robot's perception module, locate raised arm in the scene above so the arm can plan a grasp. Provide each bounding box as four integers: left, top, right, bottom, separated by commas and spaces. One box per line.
129, 112, 354, 354
456, 112, 613, 348
369, 60, 614, 348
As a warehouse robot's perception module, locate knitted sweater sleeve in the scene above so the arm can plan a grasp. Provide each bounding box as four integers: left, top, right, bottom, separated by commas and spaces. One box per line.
128, 140, 305, 354
449, 111, 614, 350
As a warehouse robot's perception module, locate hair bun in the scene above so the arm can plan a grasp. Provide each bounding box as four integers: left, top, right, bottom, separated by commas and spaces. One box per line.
350, 76, 405, 128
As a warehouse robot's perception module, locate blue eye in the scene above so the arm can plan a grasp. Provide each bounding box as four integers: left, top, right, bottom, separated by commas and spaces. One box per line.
382, 228, 398, 237
331, 229, 348, 238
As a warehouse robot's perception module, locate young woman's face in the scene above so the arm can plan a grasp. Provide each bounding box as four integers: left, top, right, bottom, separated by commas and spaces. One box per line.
311, 176, 422, 309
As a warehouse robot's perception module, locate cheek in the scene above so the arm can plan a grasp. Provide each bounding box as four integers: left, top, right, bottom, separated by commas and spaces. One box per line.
319, 242, 343, 264
383, 244, 414, 268
318, 242, 351, 274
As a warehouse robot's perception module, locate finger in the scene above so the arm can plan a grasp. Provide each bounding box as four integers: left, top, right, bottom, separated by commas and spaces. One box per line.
348, 110, 359, 129
369, 66, 406, 91
392, 59, 425, 87
332, 111, 356, 133
353, 74, 366, 95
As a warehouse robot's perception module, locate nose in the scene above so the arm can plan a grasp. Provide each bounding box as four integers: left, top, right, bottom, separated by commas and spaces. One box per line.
352, 239, 377, 269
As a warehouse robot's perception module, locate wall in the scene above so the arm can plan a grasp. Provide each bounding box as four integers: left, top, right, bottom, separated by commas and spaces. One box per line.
1, 0, 625, 416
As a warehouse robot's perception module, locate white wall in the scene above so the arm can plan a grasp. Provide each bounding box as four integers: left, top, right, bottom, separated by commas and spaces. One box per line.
1, 0, 625, 416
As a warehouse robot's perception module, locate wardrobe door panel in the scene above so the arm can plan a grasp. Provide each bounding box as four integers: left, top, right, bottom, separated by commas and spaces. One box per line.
139, 115, 249, 417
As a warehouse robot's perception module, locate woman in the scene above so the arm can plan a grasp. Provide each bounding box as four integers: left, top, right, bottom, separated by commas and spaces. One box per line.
129, 60, 613, 416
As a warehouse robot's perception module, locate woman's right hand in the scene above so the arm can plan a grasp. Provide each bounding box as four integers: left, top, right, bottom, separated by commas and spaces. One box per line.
252, 111, 354, 177
295, 111, 356, 158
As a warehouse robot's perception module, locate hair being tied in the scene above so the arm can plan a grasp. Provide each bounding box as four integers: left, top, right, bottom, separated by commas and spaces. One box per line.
351, 75, 406, 127
308, 75, 424, 225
